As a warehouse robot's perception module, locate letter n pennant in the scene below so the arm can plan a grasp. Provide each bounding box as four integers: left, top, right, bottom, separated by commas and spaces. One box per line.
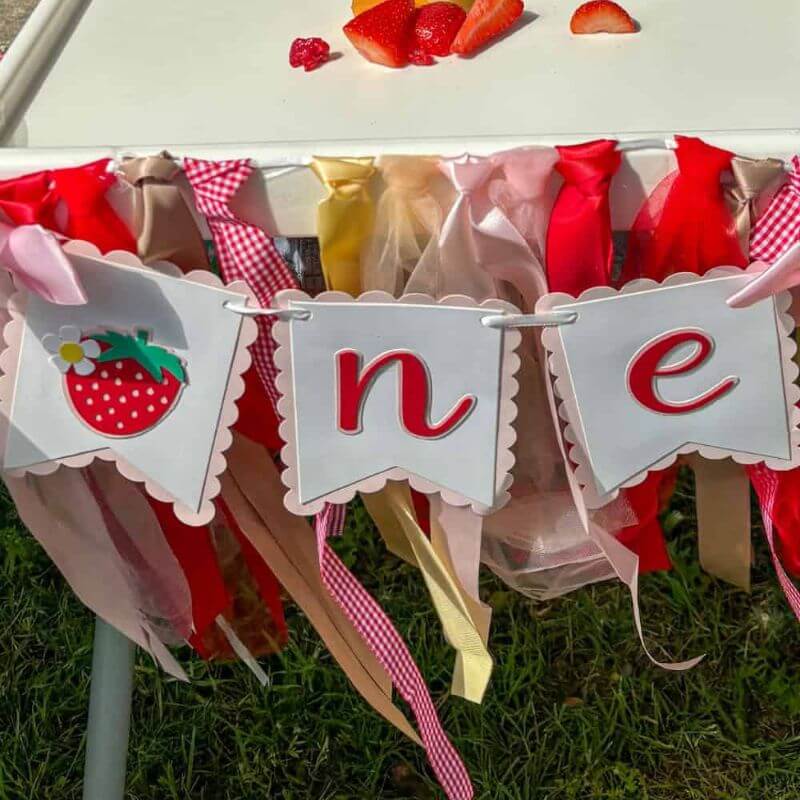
272, 291, 521, 516
537, 269, 800, 508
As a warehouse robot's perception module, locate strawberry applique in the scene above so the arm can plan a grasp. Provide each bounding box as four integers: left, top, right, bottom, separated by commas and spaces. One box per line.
51, 327, 187, 438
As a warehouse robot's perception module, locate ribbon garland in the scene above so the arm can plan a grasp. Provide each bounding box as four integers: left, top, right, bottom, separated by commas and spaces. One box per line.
2, 141, 800, 797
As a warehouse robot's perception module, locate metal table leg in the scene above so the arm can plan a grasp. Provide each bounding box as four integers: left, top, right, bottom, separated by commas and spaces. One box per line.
82, 618, 136, 800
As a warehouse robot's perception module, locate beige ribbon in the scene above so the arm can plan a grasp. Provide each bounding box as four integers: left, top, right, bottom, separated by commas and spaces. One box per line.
362, 155, 443, 295
689, 455, 752, 591
120, 153, 210, 271
362, 484, 493, 703
726, 156, 786, 259
223, 434, 420, 744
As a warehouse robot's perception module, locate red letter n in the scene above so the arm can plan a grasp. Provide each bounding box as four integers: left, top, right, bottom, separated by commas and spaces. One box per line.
336, 349, 476, 439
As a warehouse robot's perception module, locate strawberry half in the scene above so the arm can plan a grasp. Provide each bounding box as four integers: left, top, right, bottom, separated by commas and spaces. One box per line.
64, 329, 186, 438
570, 1, 636, 34
344, 0, 416, 68
412, 2, 467, 57
450, 0, 523, 56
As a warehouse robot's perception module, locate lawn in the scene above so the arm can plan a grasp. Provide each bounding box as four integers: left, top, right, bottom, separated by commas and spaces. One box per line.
2, 471, 800, 799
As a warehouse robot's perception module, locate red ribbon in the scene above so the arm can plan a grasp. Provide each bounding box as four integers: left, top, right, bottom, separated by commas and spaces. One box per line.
0, 160, 137, 255
0, 161, 288, 654
545, 139, 621, 295
620, 135, 746, 284
545, 140, 670, 573
617, 136, 749, 572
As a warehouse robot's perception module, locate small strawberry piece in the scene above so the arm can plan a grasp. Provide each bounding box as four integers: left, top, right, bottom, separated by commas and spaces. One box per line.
289, 37, 331, 71
570, 1, 636, 34
412, 2, 467, 57
344, 0, 416, 68
64, 330, 186, 438
450, 0, 524, 56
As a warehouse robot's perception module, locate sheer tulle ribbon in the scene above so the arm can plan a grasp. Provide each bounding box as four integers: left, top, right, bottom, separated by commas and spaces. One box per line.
362, 155, 443, 294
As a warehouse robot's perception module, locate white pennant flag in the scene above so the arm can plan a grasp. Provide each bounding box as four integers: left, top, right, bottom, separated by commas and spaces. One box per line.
538, 270, 800, 507
0, 243, 256, 525
273, 291, 521, 516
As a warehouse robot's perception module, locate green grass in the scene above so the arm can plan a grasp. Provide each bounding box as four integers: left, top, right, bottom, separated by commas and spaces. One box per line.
2, 471, 800, 799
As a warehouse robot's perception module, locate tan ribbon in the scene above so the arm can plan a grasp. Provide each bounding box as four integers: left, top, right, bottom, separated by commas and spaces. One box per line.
120, 153, 210, 271
689, 455, 752, 591
726, 156, 786, 259
362, 484, 493, 703
222, 433, 419, 744
311, 156, 376, 296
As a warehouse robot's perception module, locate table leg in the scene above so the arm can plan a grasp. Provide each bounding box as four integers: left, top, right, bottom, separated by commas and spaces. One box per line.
82, 618, 136, 800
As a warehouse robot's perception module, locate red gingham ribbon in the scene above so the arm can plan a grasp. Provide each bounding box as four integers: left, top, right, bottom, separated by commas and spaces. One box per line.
750, 156, 800, 263
748, 466, 800, 621
183, 158, 298, 408
315, 503, 473, 800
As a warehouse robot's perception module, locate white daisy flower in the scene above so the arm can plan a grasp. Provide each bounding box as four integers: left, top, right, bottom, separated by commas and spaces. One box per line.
42, 325, 101, 376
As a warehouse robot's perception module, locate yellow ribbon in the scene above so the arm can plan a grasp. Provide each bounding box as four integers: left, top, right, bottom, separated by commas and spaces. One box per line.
362, 484, 493, 703
311, 157, 376, 296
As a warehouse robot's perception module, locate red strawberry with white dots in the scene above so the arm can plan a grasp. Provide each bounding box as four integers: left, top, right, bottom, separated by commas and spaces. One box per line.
63, 329, 186, 438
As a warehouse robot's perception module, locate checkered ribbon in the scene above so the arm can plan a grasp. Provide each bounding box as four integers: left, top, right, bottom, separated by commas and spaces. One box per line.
748, 466, 800, 621
183, 158, 298, 407
750, 156, 800, 263
315, 503, 473, 800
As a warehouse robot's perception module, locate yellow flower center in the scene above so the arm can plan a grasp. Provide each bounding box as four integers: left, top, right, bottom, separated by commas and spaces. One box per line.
59, 342, 84, 364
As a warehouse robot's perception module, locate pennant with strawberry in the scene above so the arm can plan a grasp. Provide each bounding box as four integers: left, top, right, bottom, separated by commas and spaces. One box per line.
1, 243, 258, 526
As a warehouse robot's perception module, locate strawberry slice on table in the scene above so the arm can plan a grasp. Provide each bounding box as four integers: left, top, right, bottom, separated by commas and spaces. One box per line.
344, 0, 416, 68
450, 0, 524, 56
570, 0, 637, 34
411, 2, 467, 57
63, 329, 186, 438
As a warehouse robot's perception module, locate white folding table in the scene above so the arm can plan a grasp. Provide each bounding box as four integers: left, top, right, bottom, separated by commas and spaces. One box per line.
1, 0, 799, 797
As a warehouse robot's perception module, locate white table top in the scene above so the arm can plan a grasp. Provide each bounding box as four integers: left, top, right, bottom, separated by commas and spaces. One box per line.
4, 0, 800, 155
0, 0, 798, 235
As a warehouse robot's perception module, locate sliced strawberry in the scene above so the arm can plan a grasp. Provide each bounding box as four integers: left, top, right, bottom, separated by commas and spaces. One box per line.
344, 0, 416, 68
450, 0, 523, 56
412, 2, 467, 57
570, 0, 636, 34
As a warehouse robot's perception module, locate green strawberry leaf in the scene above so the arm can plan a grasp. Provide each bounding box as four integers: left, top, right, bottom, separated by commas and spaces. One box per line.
93, 329, 186, 384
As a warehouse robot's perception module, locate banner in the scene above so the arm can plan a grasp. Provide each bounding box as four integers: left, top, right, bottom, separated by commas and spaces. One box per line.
0, 242, 256, 525
272, 291, 521, 516
538, 269, 800, 507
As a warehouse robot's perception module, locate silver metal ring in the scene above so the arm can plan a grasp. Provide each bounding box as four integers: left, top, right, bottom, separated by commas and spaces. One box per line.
480, 311, 578, 329
223, 301, 311, 321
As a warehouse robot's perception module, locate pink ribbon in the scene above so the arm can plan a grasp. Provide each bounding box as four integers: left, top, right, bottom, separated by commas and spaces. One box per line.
0, 220, 86, 305
726, 243, 800, 308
